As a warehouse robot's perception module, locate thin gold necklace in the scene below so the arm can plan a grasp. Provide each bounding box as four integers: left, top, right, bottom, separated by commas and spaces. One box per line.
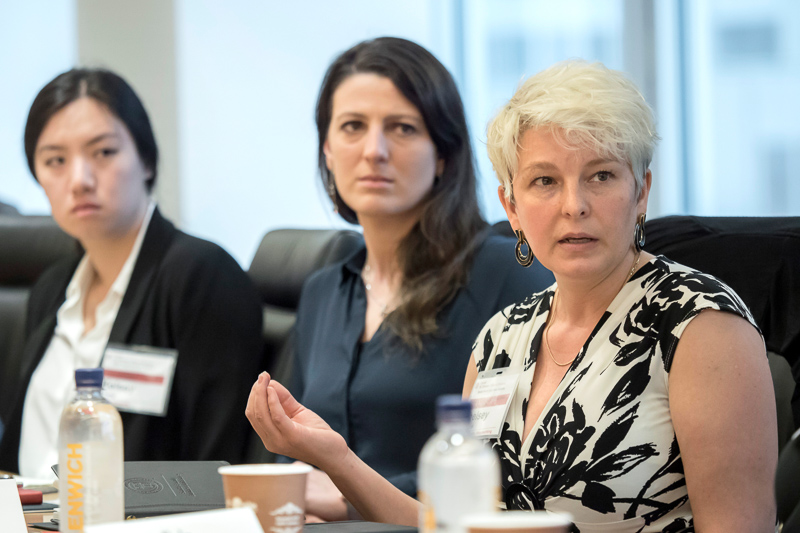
544, 250, 642, 367
544, 290, 574, 367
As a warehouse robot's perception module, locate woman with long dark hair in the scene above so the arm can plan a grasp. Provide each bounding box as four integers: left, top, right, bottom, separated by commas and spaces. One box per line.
280, 37, 552, 520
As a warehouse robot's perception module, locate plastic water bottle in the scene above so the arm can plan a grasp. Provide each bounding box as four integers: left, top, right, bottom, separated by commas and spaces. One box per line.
418, 395, 500, 533
58, 368, 124, 532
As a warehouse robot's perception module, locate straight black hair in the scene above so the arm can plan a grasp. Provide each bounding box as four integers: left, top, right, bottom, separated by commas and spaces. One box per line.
24, 68, 158, 191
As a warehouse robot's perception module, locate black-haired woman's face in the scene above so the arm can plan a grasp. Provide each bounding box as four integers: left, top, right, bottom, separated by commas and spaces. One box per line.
33, 97, 151, 244
323, 73, 443, 224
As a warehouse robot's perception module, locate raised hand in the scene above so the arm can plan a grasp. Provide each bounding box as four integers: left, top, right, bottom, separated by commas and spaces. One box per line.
245, 372, 348, 469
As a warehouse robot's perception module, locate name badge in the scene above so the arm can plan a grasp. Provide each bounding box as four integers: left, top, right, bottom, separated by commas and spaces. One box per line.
469, 368, 521, 439
101, 344, 178, 417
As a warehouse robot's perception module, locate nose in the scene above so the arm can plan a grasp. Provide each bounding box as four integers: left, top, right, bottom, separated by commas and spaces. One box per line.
561, 180, 588, 218
68, 156, 95, 194
363, 124, 389, 165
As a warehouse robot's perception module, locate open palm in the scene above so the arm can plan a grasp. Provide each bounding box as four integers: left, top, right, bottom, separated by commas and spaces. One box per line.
246, 373, 348, 468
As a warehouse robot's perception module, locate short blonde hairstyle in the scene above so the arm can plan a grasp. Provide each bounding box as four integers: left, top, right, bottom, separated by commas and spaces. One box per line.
487, 60, 659, 199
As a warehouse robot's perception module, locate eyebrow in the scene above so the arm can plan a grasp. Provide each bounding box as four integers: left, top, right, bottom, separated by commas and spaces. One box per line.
334, 112, 423, 123
37, 132, 119, 154
518, 161, 558, 175
519, 157, 618, 175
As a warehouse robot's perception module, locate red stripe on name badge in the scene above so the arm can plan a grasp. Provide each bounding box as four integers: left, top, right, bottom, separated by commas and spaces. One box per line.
104, 369, 164, 384
471, 394, 510, 409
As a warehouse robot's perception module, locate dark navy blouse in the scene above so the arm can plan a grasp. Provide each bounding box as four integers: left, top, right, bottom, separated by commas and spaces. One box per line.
286, 233, 554, 496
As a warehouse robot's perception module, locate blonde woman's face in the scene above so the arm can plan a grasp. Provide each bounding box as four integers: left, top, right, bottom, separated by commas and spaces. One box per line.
499, 127, 650, 285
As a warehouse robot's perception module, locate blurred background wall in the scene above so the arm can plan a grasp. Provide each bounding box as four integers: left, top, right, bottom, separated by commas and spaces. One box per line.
1, 0, 798, 265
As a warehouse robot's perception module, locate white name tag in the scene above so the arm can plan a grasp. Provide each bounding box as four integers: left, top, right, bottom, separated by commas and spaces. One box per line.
84, 507, 264, 533
101, 344, 178, 417
469, 368, 521, 439
0, 479, 27, 533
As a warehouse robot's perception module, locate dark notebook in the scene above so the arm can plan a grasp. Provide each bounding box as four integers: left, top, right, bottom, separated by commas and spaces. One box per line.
53, 460, 228, 518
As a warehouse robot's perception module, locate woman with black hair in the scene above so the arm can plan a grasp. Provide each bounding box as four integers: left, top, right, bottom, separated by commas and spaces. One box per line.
0, 68, 265, 477
277, 37, 553, 520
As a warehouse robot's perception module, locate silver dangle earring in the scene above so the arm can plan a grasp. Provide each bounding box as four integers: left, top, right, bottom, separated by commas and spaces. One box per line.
514, 229, 534, 267
328, 178, 339, 214
634, 213, 646, 251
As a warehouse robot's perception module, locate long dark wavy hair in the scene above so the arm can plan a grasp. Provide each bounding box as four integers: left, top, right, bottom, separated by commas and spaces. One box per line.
316, 37, 486, 352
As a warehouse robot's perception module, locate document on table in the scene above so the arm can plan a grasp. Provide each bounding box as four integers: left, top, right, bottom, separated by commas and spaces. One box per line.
0, 478, 28, 533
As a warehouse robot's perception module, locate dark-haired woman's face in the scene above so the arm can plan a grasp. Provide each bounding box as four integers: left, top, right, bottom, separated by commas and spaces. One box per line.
33, 98, 151, 244
323, 73, 442, 224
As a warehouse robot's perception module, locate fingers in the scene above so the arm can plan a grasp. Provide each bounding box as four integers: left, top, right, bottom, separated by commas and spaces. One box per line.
270, 380, 305, 418
246, 373, 287, 454
267, 383, 291, 428
245, 373, 269, 425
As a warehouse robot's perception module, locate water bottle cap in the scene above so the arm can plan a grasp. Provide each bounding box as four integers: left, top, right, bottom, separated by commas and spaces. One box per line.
75, 368, 104, 388
436, 394, 471, 422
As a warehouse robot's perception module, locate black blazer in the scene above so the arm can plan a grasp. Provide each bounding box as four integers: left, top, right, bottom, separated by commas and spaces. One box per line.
0, 208, 265, 472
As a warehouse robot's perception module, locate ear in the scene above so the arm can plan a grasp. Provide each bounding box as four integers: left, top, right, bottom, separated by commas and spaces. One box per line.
636, 169, 652, 212
323, 140, 333, 172
497, 185, 520, 231
435, 157, 445, 178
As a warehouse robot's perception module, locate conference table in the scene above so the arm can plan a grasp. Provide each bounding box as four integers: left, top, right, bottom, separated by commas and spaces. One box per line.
12, 479, 416, 532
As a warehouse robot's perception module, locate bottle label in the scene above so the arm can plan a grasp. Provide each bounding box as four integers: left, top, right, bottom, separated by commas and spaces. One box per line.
469, 368, 521, 439
64, 443, 84, 531
418, 490, 436, 533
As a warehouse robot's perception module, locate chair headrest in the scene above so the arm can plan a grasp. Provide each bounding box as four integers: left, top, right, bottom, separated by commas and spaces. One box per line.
644, 215, 800, 361
492, 220, 514, 238
0, 215, 79, 285
248, 228, 364, 310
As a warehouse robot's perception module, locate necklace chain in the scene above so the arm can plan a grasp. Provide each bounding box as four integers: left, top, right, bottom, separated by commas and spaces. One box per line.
362, 263, 390, 318
544, 290, 574, 367
545, 250, 642, 368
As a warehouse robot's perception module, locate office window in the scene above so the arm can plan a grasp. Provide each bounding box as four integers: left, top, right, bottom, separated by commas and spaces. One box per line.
459, 0, 799, 219
0, 1, 76, 214
676, 0, 800, 215
459, 0, 627, 222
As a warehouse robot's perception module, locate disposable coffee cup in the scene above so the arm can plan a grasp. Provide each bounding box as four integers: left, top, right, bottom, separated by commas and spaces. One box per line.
462, 511, 572, 533
218, 463, 313, 532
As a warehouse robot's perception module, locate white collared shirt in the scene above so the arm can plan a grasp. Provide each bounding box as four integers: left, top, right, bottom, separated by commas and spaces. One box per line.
19, 201, 156, 479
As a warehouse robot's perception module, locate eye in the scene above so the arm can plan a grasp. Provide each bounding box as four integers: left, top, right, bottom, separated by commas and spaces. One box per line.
394, 122, 417, 135
95, 147, 119, 159
533, 176, 555, 186
341, 121, 364, 133
592, 170, 613, 182
44, 156, 65, 168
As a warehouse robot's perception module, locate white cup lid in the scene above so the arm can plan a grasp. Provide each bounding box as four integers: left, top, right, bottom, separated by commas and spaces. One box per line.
218, 464, 313, 476
462, 511, 573, 529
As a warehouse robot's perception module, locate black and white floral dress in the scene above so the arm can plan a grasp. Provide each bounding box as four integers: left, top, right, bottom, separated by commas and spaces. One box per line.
472, 256, 760, 533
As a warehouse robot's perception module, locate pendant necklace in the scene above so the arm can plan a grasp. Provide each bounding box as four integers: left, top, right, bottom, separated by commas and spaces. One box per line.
362, 263, 390, 318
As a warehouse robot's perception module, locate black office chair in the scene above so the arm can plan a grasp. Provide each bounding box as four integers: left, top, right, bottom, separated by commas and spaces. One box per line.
644, 215, 800, 450
0, 215, 78, 415
776, 429, 800, 532
244, 228, 364, 462
0, 200, 20, 216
